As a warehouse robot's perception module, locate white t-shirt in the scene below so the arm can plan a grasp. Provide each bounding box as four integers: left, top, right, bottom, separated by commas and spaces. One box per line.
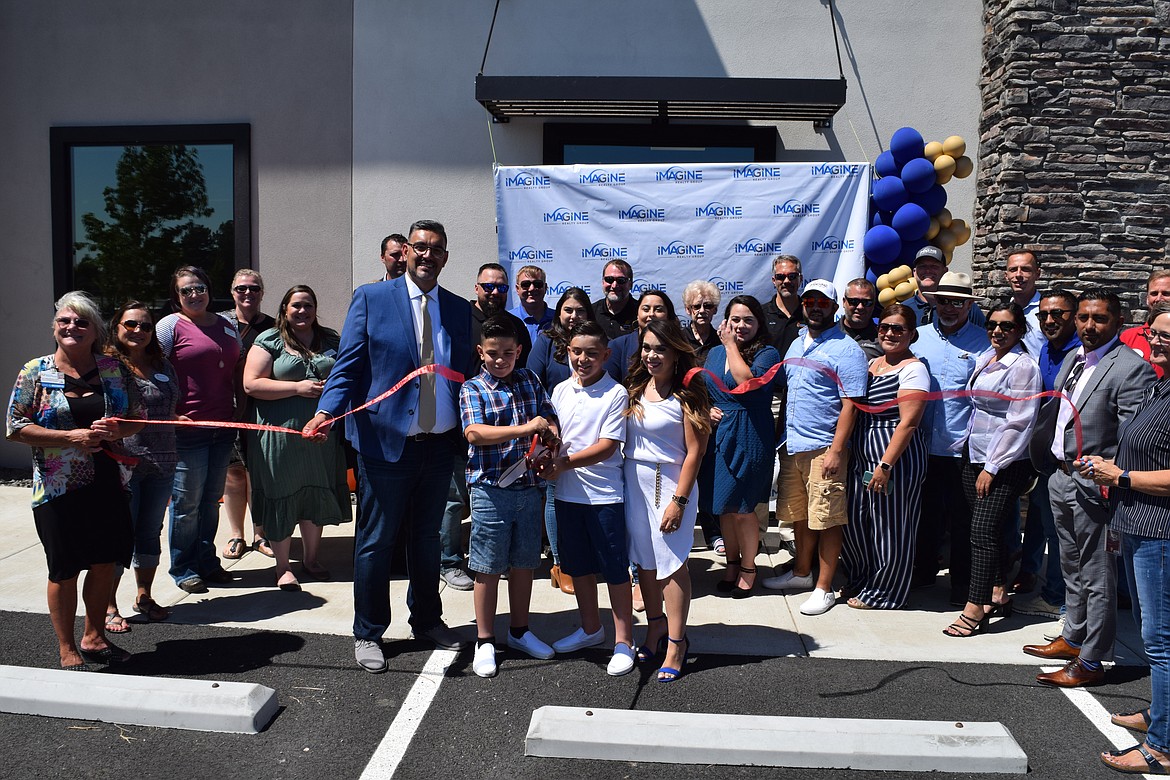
550, 372, 628, 504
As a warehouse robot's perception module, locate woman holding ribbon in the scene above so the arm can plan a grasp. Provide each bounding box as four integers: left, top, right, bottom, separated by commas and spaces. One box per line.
6, 291, 144, 669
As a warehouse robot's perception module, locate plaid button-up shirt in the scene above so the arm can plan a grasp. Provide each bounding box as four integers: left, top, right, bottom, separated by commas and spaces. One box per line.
459, 367, 556, 487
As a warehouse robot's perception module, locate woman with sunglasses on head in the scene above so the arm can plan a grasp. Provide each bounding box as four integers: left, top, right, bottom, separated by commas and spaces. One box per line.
841, 304, 929, 610
155, 266, 241, 594
244, 285, 349, 591
944, 301, 1042, 637
7, 292, 144, 669
682, 280, 725, 555
528, 287, 596, 594
605, 290, 679, 383
104, 302, 183, 629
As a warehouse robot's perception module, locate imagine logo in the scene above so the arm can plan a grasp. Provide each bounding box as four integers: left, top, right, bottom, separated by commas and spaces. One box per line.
708, 276, 745, 294
657, 241, 705, 257
773, 199, 821, 217
809, 163, 864, 177
733, 237, 783, 255
543, 207, 589, 224
581, 243, 628, 259
655, 166, 704, 183
733, 164, 783, 180
694, 201, 743, 219
578, 168, 626, 185
507, 245, 555, 262
617, 203, 666, 222
548, 280, 590, 296
811, 235, 856, 253
503, 170, 551, 188
632, 278, 667, 294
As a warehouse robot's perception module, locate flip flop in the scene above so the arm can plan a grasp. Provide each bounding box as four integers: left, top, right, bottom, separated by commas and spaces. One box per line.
79, 640, 131, 665
104, 609, 131, 634
253, 537, 275, 558
222, 537, 248, 559
132, 596, 170, 622
1111, 709, 1152, 733
1101, 744, 1170, 774
62, 662, 92, 672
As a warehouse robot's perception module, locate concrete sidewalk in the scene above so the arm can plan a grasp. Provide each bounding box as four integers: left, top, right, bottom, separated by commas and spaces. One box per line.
0, 485, 1144, 667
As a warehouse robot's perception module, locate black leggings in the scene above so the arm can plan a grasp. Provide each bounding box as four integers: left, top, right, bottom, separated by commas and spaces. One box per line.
962, 458, 1035, 605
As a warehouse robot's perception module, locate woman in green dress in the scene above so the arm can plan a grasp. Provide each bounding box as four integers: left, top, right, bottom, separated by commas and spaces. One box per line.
243, 285, 350, 590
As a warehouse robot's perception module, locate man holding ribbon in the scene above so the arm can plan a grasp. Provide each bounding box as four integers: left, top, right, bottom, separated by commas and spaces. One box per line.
305, 219, 475, 673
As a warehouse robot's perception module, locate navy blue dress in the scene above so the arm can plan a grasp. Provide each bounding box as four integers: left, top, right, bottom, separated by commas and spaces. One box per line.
703, 344, 781, 514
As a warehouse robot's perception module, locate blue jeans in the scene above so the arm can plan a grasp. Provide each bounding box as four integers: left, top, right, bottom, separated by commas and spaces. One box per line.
130, 470, 174, 569
169, 428, 234, 585
1124, 533, 1170, 754
440, 451, 469, 572
544, 482, 559, 564
1021, 479, 1065, 604
354, 436, 454, 641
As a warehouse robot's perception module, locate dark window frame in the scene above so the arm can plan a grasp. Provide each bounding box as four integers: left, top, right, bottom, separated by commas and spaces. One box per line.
49, 123, 252, 304
543, 122, 776, 165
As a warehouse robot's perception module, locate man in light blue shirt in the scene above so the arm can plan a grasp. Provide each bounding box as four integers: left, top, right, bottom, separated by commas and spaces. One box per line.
762, 280, 868, 617
507, 265, 554, 341
1005, 249, 1045, 356
910, 271, 990, 600
904, 246, 987, 328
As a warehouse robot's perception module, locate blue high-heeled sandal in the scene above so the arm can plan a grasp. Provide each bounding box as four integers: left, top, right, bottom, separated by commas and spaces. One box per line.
636, 614, 667, 662
657, 636, 689, 683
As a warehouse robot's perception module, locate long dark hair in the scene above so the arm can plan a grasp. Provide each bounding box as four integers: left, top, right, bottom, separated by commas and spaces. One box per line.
105, 300, 165, 370
548, 287, 595, 363
635, 289, 678, 327
723, 295, 771, 364
276, 285, 338, 359
986, 301, 1029, 353
624, 319, 711, 434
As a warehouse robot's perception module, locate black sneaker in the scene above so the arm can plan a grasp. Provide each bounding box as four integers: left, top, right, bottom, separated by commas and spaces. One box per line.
205, 568, 233, 584
178, 576, 208, 594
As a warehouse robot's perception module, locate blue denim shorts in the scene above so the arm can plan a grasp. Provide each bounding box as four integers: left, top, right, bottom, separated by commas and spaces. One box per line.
468, 484, 542, 575
555, 499, 629, 585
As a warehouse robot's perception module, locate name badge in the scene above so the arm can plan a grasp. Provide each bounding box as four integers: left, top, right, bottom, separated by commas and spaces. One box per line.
41, 370, 65, 389
154, 373, 171, 383
224, 327, 237, 340
322, 349, 337, 358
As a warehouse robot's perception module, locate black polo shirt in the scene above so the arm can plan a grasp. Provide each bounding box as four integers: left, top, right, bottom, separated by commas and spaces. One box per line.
592, 296, 639, 341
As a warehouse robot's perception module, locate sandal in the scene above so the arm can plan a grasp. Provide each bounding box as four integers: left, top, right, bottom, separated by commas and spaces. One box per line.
222, 537, 248, 559
712, 537, 726, 556
717, 558, 741, 593
986, 599, 1013, 619
1101, 743, 1170, 774
943, 612, 988, 638
79, 640, 132, 665
636, 615, 667, 663
847, 597, 875, 610
657, 636, 690, 683
104, 609, 131, 634
132, 596, 170, 622
731, 566, 756, 599
1111, 709, 1152, 734
253, 537, 275, 558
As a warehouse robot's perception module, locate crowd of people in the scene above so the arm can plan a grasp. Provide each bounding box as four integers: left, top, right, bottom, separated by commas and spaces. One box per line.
7, 220, 1170, 772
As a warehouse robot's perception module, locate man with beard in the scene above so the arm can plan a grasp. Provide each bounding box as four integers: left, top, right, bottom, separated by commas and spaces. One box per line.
592, 259, 638, 340
1120, 269, 1170, 378
904, 246, 986, 328
470, 263, 532, 367
839, 278, 881, 359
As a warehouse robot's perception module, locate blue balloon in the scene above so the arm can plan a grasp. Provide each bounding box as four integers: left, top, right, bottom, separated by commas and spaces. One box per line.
864, 225, 901, 265
891, 202, 931, 241
871, 210, 893, 228
874, 150, 900, 178
900, 157, 937, 194
865, 267, 879, 286
911, 183, 948, 215
868, 258, 899, 278
898, 237, 929, 264
890, 126, 925, 165
872, 176, 909, 212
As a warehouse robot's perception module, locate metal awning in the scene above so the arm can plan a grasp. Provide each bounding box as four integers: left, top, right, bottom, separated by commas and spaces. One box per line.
475, 75, 847, 126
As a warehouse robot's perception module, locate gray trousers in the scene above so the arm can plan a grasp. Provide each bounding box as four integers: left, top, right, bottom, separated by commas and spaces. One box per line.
1049, 469, 1116, 661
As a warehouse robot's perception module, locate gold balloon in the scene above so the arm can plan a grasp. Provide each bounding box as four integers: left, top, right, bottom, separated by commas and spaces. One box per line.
954, 155, 974, 179
925, 217, 940, 240
908, 277, 919, 292
935, 169, 953, 186
893, 281, 915, 301
942, 135, 966, 157
878, 287, 897, 306
889, 264, 912, 283
935, 228, 957, 252
924, 141, 944, 162
934, 154, 956, 177
876, 273, 891, 290
936, 207, 953, 228
951, 219, 971, 246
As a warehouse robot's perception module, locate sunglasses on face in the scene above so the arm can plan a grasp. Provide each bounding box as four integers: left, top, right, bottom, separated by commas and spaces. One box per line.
233, 284, 262, 295
121, 319, 154, 332
179, 284, 208, 298
844, 296, 875, 307
1038, 309, 1071, 320
690, 302, 717, 311
478, 282, 508, 294
603, 276, 630, 285
55, 317, 90, 329
801, 297, 833, 309
773, 273, 800, 282
518, 279, 545, 290
877, 323, 907, 335
935, 297, 967, 309
986, 321, 1019, 332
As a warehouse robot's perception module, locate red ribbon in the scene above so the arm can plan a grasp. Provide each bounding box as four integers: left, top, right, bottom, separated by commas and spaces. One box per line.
684, 357, 1084, 460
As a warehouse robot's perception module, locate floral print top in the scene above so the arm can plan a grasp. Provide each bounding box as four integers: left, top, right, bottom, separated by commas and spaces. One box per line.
6, 353, 144, 508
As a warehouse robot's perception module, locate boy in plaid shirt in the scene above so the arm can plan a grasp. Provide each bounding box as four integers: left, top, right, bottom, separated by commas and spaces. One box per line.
459, 317, 560, 678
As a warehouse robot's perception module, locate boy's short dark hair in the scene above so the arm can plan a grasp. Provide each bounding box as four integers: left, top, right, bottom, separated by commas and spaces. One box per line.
568, 320, 608, 346
480, 315, 520, 343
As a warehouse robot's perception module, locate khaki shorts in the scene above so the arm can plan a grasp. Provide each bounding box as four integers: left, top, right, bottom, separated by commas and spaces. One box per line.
775, 446, 849, 530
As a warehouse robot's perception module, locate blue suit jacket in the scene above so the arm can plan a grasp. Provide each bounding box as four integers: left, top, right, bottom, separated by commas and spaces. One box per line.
318, 277, 475, 463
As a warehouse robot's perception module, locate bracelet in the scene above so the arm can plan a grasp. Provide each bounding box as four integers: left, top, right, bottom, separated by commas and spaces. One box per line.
671, 494, 689, 507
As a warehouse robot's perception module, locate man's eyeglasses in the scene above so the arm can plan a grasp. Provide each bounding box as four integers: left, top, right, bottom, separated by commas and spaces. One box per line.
518, 279, 545, 291
877, 323, 907, 336
121, 320, 154, 332
233, 284, 262, 295
773, 273, 800, 282
55, 317, 90, 329
1038, 309, 1071, 321
409, 242, 447, 258
1148, 328, 1170, 344
179, 284, 208, 298
985, 321, 1019, 332
478, 282, 508, 294
935, 297, 968, 309
844, 296, 875, 307
603, 276, 630, 286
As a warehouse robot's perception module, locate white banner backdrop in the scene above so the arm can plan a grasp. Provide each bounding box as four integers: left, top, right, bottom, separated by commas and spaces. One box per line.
494, 162, 871, 313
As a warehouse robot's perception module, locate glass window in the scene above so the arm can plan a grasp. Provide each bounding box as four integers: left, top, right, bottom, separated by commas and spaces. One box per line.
545, 123, 775, 165
51, 124, 251, 314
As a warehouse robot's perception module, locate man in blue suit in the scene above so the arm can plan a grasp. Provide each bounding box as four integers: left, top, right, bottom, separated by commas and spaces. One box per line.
305, 219, 475, 672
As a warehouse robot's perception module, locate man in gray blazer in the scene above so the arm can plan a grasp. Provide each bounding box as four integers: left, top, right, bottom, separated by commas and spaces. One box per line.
1024, 289, 1156, 687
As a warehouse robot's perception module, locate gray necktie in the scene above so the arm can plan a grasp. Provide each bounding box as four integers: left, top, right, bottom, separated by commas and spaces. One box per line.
418, 293, 436, 432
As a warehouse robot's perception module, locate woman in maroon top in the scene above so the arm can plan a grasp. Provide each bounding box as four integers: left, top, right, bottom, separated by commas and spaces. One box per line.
156, 266, 241, 594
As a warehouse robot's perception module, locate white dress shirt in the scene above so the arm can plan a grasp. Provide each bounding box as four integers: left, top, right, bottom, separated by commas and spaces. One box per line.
404, 275, 456, 435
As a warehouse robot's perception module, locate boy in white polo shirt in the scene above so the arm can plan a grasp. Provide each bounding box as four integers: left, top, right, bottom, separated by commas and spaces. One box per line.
541, 321, 635, 676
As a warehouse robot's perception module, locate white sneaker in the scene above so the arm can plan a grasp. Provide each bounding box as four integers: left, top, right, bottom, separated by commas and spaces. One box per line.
552, 626, 607, 654
506, 630, 555, 660
473, 642, 497, 678
1043, 615, 1066, 643
800, 588, 836, 616
762, 570, 815, 591
607, 643, 636, 676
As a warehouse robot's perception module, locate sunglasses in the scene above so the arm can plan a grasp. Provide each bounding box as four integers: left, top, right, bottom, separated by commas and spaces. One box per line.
773, 273, 800, 282
603, 276, 630, 285
121, 319, 154, 332
801, 297, 833, 309
986, 321, 1019, 332
179, 284, 208, 298
1038, 309, 1071, 320
478, 282, 508, 294
55, 316, 90, 329
877, 323, 907, 335
934, 297, 968, 309
518, 279, 545, 290
690, 302, 717, 311
233, 284, 262, 295
844, 296, 875, 307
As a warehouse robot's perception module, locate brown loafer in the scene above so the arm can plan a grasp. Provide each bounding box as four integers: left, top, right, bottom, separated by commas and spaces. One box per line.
1023, 636, 1080, 660
1036, 658, 1105, 688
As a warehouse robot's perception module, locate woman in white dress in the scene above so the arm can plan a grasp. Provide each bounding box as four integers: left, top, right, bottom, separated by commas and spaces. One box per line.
624, 319, 711, 682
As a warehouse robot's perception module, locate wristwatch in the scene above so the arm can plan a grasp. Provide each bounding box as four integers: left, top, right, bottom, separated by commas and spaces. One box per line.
671, 494, 689, 507
1118, 471, 1132, 490
879, 461, 892, 473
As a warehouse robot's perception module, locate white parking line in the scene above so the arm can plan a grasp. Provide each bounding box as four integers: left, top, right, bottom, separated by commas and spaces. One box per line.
361, 648, 459, 779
